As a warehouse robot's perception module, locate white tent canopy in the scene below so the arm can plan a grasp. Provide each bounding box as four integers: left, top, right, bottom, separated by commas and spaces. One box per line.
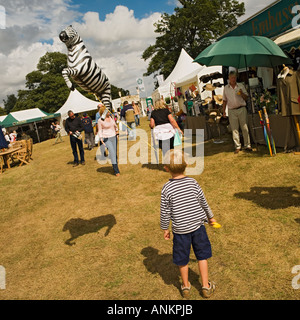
152, 48, 204, 101
56, 89, 101, 136
176, 65, 224, 100
0, 115, 6, 123
56, 89, 100, 118
7, 108, 51, 122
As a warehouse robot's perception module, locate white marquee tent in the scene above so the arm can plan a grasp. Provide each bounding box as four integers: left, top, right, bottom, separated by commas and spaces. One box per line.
56, 89, 100, 118
152, 48, 204, 102
56, 89, 101, 136
176, 65, 224, 98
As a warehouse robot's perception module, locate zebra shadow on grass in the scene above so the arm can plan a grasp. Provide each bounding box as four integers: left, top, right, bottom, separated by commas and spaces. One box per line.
141, 247, 202, 297
63, 214, 117, 246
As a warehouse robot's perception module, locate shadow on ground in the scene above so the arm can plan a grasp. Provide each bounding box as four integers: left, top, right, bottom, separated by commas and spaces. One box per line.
141, 247, 202, 296
234, 186, 300, 210
96, 167, 117, 176
63, 214, 117, 246
141, 164, 165, 171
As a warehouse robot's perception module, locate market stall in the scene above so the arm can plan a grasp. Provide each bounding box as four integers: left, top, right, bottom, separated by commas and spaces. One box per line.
151, 48, 203, 104
1, 108, 61, 144
211, 0, 300, 153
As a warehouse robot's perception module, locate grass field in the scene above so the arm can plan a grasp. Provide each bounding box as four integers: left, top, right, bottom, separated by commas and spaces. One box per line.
0, 117, 299, 300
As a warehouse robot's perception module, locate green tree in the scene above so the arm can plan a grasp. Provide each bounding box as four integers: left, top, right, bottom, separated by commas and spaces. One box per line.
111, 86, 130, 100
0, 107, 6, 116
3, 94, 18, 113
143, 0, 245, 80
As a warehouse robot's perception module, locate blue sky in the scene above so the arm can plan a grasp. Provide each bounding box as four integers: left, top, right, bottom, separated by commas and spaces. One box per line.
71, 0, 176, 20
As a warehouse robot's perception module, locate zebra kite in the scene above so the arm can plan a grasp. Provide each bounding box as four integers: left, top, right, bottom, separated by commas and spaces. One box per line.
59, 25, 112, 114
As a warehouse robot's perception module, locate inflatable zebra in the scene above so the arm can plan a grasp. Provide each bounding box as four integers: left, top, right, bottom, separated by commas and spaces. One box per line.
59, 25, 111, 114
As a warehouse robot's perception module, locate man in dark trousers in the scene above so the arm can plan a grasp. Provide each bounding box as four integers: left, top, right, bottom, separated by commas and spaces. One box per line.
121, 101, 136, 140
81, 113, 95, 150
65, 110, 85, 167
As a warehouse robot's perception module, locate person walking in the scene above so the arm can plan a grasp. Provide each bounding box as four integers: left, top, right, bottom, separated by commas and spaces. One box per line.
150, 100, 183, 157
121, 101, 136, 140
82, 113, 95, 150
222, 71, 252, 154
54, 121, 64, 144
97, 105, 120, 176
65, 111, 85, 167
132, 101, 141, 127
160, 150, 217, 299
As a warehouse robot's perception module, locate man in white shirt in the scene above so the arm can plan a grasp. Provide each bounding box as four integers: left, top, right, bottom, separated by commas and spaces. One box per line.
222, 72, 252, 154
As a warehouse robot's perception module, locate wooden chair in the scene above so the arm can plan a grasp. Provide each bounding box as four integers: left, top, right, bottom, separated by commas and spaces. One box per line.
0, 155, 4, 174
26, 139, 33, 161
12, 140, 29, 167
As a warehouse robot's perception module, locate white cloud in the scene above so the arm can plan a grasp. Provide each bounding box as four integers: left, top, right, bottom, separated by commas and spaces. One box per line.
0, 2, 160, 107
239, 0, 276, 21
70, 6, 162, 96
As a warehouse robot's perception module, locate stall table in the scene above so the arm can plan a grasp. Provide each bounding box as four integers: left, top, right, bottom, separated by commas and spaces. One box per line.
248, 114, 298, 150
184, 116, 227, 140
184, 116, 211, 140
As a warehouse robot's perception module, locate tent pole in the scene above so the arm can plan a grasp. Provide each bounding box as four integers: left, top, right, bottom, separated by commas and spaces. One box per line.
34, 122, 41, 144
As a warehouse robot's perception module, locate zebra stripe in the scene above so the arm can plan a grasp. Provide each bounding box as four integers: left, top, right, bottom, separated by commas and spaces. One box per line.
60, 26, 112, 110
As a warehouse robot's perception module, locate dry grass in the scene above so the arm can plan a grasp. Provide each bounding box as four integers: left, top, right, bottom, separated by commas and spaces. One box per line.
0, 117, 299, 300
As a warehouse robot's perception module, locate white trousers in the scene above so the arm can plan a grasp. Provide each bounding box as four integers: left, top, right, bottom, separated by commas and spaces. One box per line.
228, 107, 251, 150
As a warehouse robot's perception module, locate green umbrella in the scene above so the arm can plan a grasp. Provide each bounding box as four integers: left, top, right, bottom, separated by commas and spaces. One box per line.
194, 36, 292, 68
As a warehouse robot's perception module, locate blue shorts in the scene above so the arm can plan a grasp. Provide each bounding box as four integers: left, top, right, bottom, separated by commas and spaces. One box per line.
173, 225, 212, 266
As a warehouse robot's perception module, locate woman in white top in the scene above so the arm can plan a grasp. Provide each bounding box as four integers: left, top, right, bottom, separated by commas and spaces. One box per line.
150, 100, 183, 157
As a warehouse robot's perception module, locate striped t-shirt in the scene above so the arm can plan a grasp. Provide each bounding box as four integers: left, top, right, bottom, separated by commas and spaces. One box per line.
160, 177, 214, 235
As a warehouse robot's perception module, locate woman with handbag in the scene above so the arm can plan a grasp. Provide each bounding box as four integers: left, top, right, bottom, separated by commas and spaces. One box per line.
149, 100, 183, 157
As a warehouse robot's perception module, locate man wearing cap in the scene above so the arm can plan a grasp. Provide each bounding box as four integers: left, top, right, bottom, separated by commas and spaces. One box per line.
222, 71, 252, 154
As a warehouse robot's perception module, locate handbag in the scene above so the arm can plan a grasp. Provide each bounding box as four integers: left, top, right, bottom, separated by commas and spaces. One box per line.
95, 134, 100, 145
174, 130, 182, 147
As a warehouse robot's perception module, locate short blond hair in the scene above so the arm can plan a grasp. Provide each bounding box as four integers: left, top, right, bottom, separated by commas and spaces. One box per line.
154, 100, 166, 110
164, 150, 188, 174
99, 105, 107, 116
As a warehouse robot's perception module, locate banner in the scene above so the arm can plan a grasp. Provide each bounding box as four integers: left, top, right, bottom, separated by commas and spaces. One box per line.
220, 0, 300, 39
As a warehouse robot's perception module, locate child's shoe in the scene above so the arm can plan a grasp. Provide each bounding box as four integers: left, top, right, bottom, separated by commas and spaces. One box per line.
181, 282, 191, 299
201, 281, 216, 299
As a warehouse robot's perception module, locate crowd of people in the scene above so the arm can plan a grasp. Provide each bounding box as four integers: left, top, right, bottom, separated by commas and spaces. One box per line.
62, 100, 142, 174
2, 128, 17, 145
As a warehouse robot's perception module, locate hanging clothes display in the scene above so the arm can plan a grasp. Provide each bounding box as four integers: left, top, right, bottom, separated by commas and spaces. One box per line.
277, 68, 300, 117
257, 67, 274, 90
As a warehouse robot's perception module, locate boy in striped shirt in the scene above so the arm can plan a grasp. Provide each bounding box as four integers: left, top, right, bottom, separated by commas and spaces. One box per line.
161, 150, 216, 299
